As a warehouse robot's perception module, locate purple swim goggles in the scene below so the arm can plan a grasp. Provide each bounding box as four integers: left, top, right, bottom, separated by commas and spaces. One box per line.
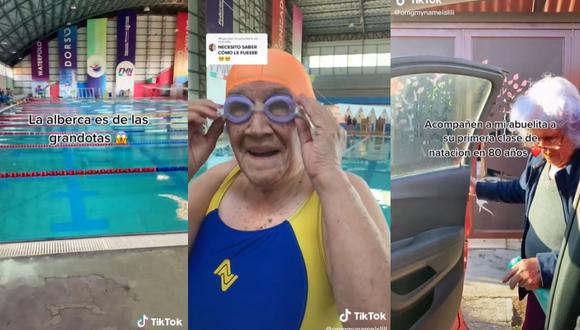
222, 94, 299, 124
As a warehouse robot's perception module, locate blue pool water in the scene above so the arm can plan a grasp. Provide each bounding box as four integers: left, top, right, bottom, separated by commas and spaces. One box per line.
0, 99, 188, 243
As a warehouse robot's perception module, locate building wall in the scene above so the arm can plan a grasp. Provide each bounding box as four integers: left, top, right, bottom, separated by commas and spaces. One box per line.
0, 62, 13, 90
188, 0, 201, 99
12, 14, 177, 94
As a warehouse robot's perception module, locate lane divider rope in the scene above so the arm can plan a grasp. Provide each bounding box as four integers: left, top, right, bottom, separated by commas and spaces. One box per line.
0, 166, 187, 178
0, 141, 187, 149
0, 113, 187, 119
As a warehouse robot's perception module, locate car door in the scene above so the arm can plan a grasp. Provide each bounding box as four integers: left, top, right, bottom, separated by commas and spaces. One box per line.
391, 56, 504, 330
545, 187, 580, 330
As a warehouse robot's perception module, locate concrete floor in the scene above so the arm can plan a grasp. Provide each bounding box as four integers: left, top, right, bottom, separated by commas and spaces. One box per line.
462, 246, 524, 330
0, 247, 187, 329
0, 241, 529, 330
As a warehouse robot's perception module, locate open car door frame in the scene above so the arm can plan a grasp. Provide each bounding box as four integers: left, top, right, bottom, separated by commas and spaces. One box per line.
391, 56, 504, 330
546, 182, 580, 329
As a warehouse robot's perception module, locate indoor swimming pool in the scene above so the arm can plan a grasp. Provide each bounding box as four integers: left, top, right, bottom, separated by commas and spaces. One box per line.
0, 99, 188, 243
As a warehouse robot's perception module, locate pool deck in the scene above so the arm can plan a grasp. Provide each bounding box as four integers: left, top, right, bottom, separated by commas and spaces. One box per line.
0, 246, 187, 329
0, 233, 187, 259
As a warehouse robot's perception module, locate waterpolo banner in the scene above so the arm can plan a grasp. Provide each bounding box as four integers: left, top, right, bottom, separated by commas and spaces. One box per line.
271, 0, 286, 50
173, 12, 188, 84
31, 40, 49, 82
58, 26, 77, 98
292, 5, 303, 62
86, 18, 108, 97
115, 11, 137, 95
206, 0, 233, 33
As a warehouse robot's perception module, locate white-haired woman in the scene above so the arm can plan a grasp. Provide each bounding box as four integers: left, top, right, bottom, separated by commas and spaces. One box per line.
475, 75, 580, 330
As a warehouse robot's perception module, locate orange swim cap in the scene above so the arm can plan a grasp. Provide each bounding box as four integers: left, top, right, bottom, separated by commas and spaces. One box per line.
226, 48, 315, 99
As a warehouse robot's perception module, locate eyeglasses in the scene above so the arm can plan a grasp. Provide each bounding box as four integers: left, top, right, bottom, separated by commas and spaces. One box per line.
222, 94, 299, 125
524, 134, 563, 151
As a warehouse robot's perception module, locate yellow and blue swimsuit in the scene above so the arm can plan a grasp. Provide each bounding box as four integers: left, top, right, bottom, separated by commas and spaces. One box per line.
189, 166, 341, 330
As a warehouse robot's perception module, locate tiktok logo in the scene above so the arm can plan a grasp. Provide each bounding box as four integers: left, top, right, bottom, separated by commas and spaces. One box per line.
339, 308, 352, 322
137, 314, 149, 328
339, 309, 387, 323
136, 314, 183, 327
396, 0, 405, 5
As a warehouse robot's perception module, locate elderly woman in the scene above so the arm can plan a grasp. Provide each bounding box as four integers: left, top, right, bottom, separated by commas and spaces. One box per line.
475, 76, 580, 330
188, 49, 390, 329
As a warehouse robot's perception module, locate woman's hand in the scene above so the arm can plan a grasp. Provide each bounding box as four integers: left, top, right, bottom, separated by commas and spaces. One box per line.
503, 257, 542, 291
469, 177, 478, 197
188, 99, 225, 179
294, 95, 347, 188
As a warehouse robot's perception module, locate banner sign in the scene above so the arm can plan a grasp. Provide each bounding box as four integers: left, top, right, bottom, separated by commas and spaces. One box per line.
173, 12, 188, 85
271, 0, 286, 49
58, 26, 77, 98
86, 18, 108, 97
31, 40, 49, 81
206, 0, 233, 33
292, 5, 303, 62
30, 39, 49, 97
115, 11, 137, 96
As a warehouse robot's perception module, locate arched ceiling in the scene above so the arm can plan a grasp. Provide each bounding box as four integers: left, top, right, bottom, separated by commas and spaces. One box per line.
0, 0, 186, 65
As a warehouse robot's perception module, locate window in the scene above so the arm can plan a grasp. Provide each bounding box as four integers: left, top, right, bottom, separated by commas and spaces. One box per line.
319, 55, 334, 68
362, 53, 377, 67
391, 73, 492, 177
334, 55, 347, 68
308, 53, 390, 69
309, 55, 320, 68
378, 53, 391, 67
348, 54, 363, 67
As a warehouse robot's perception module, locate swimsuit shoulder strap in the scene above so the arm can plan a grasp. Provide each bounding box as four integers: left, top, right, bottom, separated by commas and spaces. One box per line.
288, 190, 319, 223
206, 165, 241, 215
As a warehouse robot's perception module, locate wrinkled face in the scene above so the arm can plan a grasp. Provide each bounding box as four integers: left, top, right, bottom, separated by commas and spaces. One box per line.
530, 128, 576, 167
226, 81, 302, 186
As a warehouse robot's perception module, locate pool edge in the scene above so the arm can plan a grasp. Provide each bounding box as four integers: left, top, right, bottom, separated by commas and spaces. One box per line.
0, 233, 187, 259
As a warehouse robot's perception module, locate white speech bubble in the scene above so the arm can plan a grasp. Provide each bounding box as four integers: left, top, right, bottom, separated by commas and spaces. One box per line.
206, 33, 268, 66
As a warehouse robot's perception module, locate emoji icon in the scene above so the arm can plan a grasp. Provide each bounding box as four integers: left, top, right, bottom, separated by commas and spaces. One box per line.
219, 56, 224, 62
115, 131, 128, 145
531, 146, 541, 157
225, 56, 231, 62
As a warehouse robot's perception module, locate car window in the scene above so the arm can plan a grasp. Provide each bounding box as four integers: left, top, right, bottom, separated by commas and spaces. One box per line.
391, 72, 492, 177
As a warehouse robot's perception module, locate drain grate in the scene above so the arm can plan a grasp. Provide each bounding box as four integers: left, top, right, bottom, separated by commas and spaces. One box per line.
0, 233, 187, 258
